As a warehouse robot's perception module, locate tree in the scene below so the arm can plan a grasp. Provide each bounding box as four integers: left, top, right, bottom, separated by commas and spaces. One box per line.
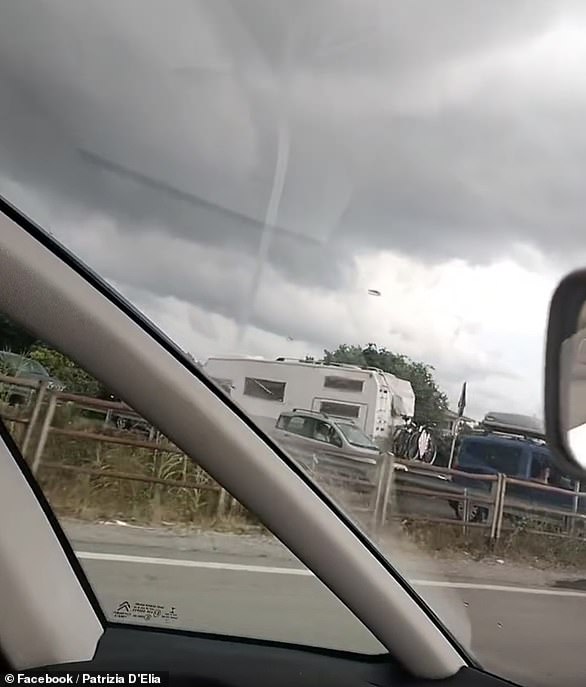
28, 345, 115, 399
323, 343, 448, 425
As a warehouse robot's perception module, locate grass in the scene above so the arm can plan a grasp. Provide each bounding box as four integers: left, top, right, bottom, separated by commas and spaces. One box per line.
400, 518, 586, 570
4, 396, 586, 570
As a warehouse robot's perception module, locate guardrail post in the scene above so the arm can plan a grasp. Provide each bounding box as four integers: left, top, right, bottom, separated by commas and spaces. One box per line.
215, 487, 228, 520
489, 473, 506, 543
21, 380, 49, 458
370, 454, 386, 531
380, 453, 395, 529
570, 481, 580, 535
31, 393, 58, 475
495, 475, 506, 540
151, 431, 163, 524
370, 452, 394, 538
462, 489, 469, 536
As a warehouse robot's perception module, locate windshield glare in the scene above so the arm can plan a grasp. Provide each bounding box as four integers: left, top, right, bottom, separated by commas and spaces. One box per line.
2, 3, 586, 686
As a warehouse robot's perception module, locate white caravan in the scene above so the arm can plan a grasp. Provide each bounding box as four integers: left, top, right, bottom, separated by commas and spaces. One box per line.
203, 356, 415, 442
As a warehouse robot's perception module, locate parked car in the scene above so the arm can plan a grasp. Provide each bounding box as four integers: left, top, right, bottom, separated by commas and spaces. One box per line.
449, 431, 582, 522
0, 351, 64, 405
271, 408, 381, 486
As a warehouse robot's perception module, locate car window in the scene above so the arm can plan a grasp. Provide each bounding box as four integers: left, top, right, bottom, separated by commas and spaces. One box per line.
0, 317, 383, 655
337, 423, 377, 450
6, 5, 586, 684
286, 415, 312, 435
460, 439, 524, 475
312, 420, 334, 443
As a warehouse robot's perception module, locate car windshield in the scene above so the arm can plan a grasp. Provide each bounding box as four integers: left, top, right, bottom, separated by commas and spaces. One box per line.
2, 4, 586, 686
336, 422, 378, 450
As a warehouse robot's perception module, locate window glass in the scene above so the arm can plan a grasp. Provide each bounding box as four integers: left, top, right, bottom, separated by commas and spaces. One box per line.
319, 401, 360, 419
312, 420, 334, 443
530, 451, 547, 479
460, 439, 523, 475
337, 423, 378, 450
7, 5, 586, 682
243, 377, 286, 402
0, 318, 383, 655
285, 415, 311, 435
324, 376, 364, 393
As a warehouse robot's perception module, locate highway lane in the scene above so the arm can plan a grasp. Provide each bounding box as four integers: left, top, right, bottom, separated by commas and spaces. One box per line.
74, 547, 586, 687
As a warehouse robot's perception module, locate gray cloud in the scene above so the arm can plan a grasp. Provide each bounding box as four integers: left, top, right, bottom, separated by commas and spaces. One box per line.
2, 0, 586, 417
2, 1, 585, 274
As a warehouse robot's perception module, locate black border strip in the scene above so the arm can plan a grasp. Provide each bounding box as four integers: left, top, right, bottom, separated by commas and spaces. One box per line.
0, 415, 107, 628
98, 623, 392, 664
0, 194, 478, 668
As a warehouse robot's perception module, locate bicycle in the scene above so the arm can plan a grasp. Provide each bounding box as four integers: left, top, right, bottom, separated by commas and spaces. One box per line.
392, 415, 418, 459
408, 422, 438, 464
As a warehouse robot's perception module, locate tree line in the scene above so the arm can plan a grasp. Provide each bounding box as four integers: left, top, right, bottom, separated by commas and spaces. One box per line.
321, 343, 448, 425
2, 315, 450, 424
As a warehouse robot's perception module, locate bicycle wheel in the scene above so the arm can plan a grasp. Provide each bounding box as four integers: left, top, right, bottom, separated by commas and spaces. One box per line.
392, 427, 406, 457
418, 429, 437, 464
406, 430, 420, 460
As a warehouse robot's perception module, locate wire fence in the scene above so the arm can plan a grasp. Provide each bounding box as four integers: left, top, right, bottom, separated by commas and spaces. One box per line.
2, 372, 586, 542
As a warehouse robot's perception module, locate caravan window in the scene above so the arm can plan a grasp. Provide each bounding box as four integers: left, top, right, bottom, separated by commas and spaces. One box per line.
244, 377, 286, 402
324, 376, 364, 392
320, 401, 360, 419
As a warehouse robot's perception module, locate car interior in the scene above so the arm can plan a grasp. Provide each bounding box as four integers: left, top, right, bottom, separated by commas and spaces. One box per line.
0, 195, 515, 686
5, 5, 586, 687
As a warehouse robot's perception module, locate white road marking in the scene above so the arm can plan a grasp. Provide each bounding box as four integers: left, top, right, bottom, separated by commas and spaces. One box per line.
77, 551, 311, 576
76, 551, 586, 598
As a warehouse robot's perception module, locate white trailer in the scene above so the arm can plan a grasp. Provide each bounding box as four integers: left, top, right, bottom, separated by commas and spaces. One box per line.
203, 356, 415, 441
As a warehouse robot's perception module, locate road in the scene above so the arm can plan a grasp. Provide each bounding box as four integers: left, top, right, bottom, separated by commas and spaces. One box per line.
66, 522, 586, 687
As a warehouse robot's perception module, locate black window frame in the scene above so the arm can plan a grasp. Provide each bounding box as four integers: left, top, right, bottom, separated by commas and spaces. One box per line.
319, 401, 361, 419
323, 376, 364, 393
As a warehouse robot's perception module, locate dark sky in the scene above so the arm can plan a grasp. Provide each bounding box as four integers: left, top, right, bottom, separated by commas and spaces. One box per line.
1, 0, 586, 416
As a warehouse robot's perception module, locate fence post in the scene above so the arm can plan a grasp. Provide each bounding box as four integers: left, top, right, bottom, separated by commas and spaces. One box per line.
569, 481, 580, 535
370, 453, 395, 538
215, 487, 228, 520
31, 393, 58, 475
370, 454, 387, 532
150, 432, 163, 524
21, 380, 49, 459
462, 489, 469, 536
489, 473, 506, 543
380, 453, 395, 530
495, 475, 506, 540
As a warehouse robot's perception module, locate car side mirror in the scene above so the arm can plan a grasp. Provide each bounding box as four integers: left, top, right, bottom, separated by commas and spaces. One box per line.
545, 269, 586, 478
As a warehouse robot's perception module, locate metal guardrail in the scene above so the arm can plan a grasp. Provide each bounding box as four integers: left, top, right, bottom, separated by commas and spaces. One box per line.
2, 374, 586, 540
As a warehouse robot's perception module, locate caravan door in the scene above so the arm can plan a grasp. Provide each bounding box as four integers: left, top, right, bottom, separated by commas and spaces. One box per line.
311, 397, 369, 433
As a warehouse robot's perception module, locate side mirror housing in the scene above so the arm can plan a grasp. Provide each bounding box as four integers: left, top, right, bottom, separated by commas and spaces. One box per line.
545, 269, 586, 478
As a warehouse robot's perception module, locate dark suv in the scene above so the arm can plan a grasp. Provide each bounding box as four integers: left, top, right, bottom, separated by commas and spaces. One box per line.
449, 431, 583, 521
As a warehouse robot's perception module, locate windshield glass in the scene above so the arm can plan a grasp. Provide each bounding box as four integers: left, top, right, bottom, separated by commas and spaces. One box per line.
336, 422, 378, 450
2, 4, 586, 686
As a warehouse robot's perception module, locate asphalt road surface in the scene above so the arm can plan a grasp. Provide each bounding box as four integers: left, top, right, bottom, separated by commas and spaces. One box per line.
68, 524, 586, 687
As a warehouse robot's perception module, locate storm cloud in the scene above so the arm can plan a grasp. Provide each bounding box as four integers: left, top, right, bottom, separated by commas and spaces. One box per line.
1, 1, 586, 416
